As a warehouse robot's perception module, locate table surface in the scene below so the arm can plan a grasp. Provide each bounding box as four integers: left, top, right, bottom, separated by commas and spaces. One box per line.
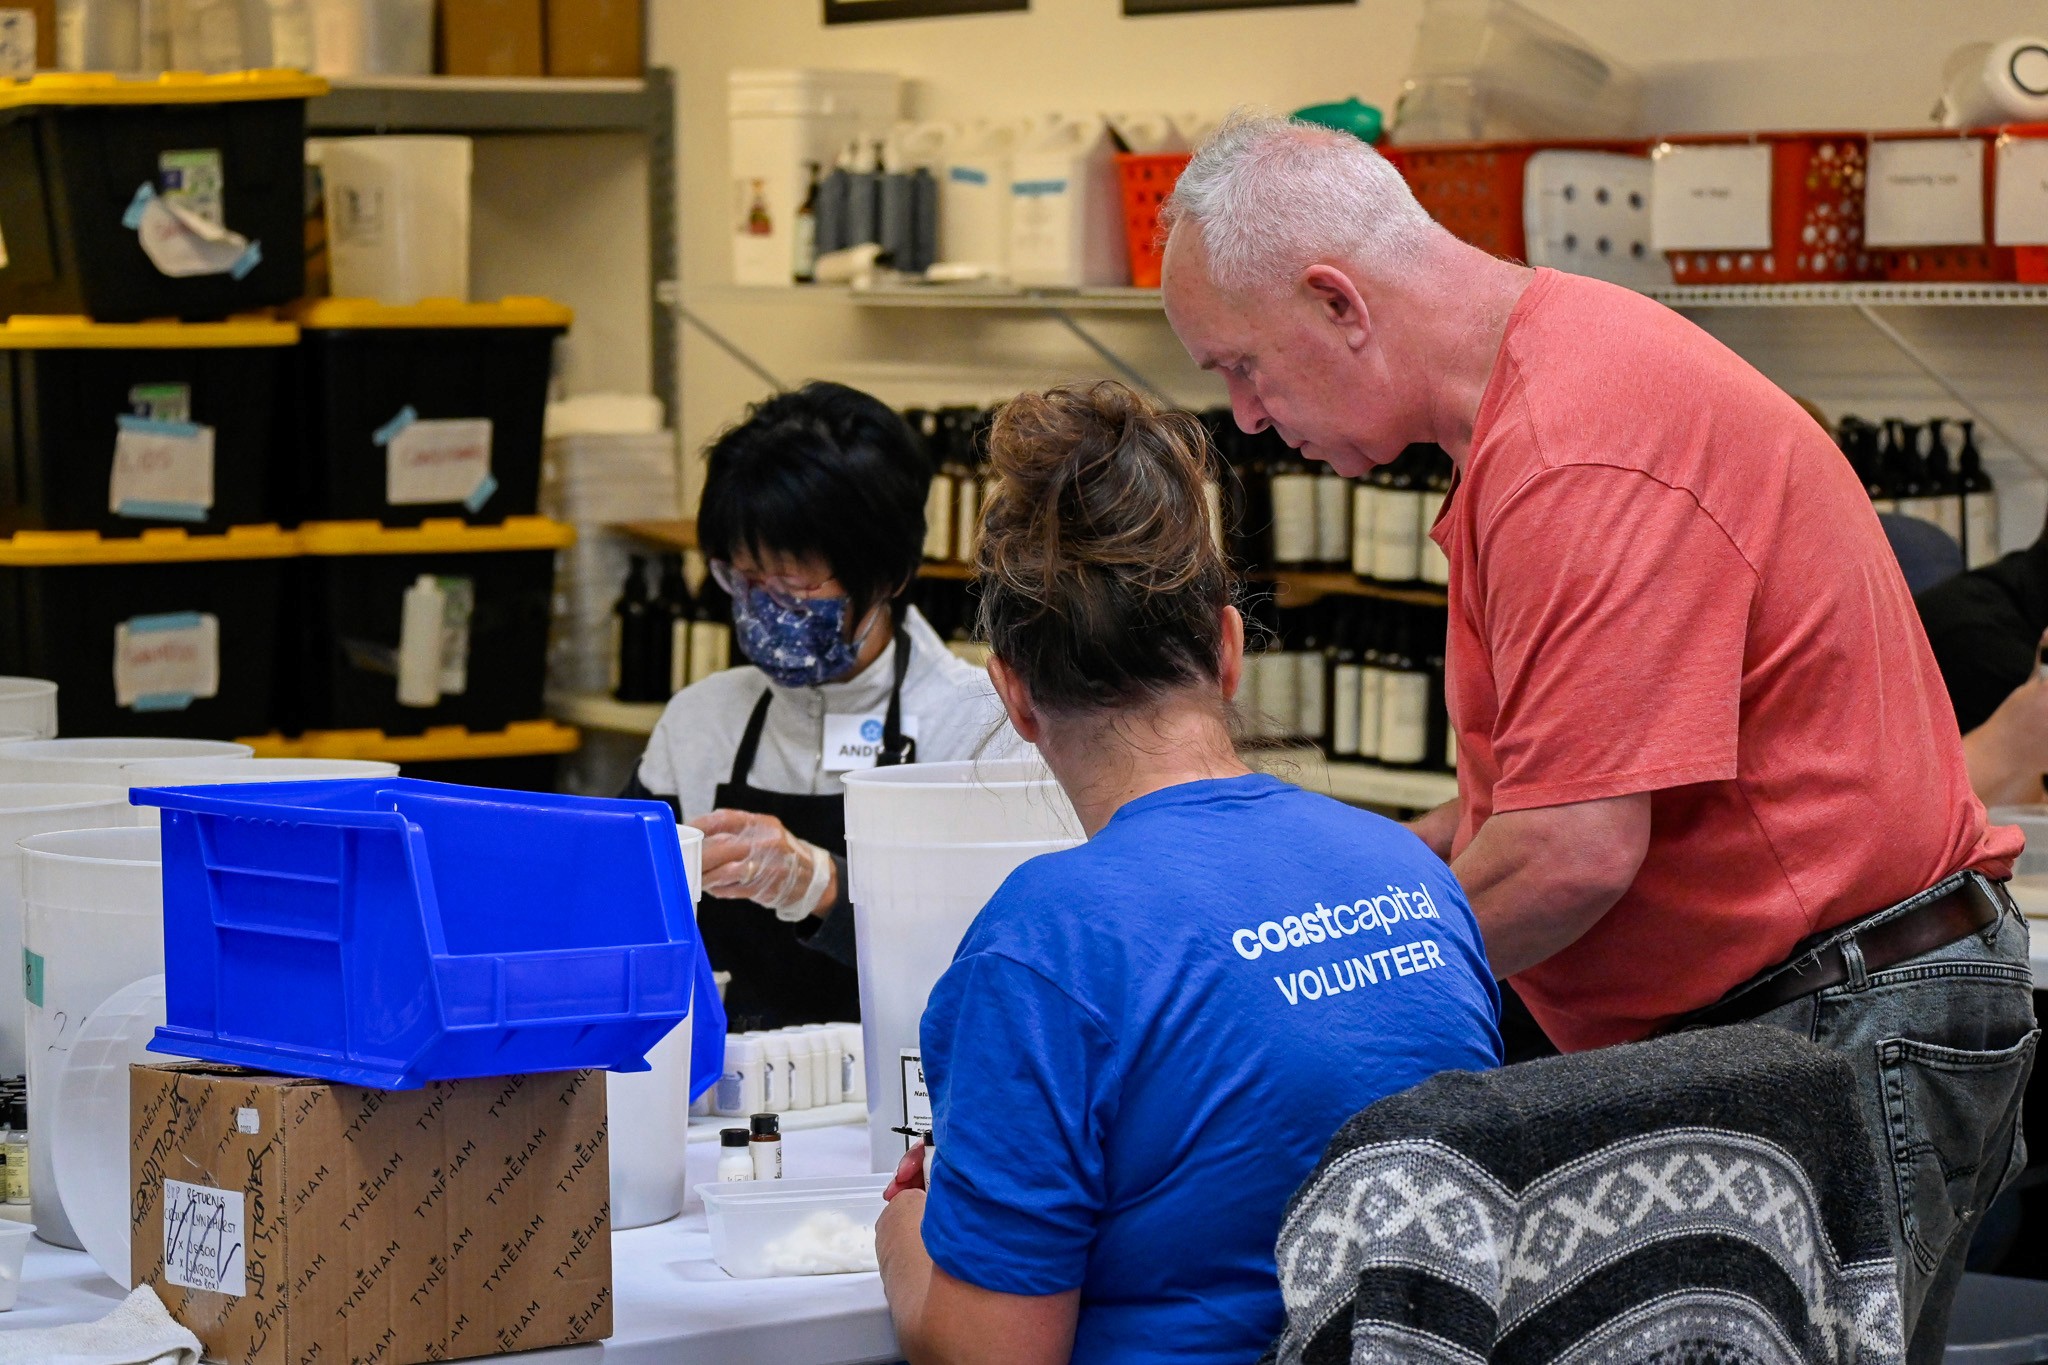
0, 1122, 900, 1365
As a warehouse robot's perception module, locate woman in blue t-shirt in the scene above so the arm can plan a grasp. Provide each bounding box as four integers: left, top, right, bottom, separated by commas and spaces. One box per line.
874, 382, 1502, 1365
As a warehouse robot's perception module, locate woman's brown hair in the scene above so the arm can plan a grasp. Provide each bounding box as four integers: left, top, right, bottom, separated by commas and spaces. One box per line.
974, 381, 1238, 712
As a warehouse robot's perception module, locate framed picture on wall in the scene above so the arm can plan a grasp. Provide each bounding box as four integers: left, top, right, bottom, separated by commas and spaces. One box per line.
824, 0, 1028, 22
1124, 0, 1353, 12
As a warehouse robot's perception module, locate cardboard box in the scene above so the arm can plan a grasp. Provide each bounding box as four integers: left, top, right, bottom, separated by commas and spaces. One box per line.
545, 0, 641, 78
133, 1064, 613, 1365
440, 0, 544, 77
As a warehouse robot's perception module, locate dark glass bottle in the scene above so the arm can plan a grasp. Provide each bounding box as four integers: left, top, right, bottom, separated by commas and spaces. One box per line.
1958, 420, 1999, 570
656, 553, 693, 695
612, 555, 659, 702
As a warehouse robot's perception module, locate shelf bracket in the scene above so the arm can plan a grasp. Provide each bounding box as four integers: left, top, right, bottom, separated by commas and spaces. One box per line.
677, 303, 785, 393
1851, 303, 2048, 480
1044, 307, 1169, 403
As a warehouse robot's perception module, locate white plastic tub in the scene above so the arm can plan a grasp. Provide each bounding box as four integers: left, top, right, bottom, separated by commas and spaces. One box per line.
312, 135, 473, 304
840, 758, 1080, 844
18, 825, 163, 1248
0, 679, 57, 740
697, 1173, 891, 1279
122, 757, 400, 824
846, 832, 1077, 1171
727, 68, 902, 287
0, 737, 251, 787
609, 822, 703, 1229
0, 786, 135, 1078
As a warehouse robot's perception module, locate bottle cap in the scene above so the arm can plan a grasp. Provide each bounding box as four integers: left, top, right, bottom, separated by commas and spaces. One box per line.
750, 1113, 780, 1138
720, 1128, 750, 1149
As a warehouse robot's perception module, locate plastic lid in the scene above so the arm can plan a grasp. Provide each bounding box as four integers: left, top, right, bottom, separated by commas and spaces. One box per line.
0, 525, 298, 566
0, 315, 297, 349
291, 296, 574, 330
298, 517, 576, 556
751, 1113, 780, 1137
0, 69, 327, 109
242, 720, 581, 763
721, 1128, 752, 1148
50, 975, 168, 1290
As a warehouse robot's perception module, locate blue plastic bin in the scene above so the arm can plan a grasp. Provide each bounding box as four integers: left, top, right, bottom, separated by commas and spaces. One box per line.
135, 777, 698, 1089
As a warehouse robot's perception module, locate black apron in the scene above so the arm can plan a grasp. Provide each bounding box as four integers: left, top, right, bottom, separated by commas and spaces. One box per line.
698, 625, 916, 1032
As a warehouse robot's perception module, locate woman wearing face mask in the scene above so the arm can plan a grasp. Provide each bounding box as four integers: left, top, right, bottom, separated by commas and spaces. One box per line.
626, 382, 1020, 1032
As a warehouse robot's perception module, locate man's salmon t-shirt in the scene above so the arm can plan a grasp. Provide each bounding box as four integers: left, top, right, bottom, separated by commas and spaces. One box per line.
1435, 268, 2019, 1051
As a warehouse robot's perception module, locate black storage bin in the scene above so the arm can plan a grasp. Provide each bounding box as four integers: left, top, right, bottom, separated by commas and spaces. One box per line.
270, 720, 579, 793
293, 298, 570, 526
0, 316, 295, 535
0, 527, 296, 738
0, 72, 317, 321
295, 517, 571, 736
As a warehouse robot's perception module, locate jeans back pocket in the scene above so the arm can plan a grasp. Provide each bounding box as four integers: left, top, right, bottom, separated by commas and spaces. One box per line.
1878, 1027, 2040, 1273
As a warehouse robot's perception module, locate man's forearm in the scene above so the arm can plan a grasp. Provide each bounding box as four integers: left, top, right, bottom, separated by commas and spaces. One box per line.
879, 1191, 936, 1359
1450, 795, 1651, 980
1406, 797, 1461, 860
1963, 725, 2048, 808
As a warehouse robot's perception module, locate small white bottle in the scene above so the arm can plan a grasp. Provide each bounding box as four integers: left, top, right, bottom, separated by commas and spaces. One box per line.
779, 1029, 815, 1112
834, 1023, 866, 1105
751, 1032, 790, 1113
811, 1027, 845, 1107
717, 1128, 753, 1182
396, 574, 446, 708
714, 1035, 764, 1118
799, 1029, 833, 1108
750, 1113, 783, 1180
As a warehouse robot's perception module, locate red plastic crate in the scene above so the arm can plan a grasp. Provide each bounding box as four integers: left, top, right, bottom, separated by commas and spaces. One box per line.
1867, 129, 2014, 282
1998, 124, 2048, 283
1114, 153, 1192, 289
1385, 140, 1648, 263
1660, 132, 1873, 285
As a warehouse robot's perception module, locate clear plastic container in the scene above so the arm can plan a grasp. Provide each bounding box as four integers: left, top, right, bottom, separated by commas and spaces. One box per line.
696, 1173, 891, 1279
309, 0, 431, 76
311, 136, 473, 305
0, 1220, 33, 1310
1394, 0, 1642, 143
49, 974, 167, 1289
0, 679, 57, 740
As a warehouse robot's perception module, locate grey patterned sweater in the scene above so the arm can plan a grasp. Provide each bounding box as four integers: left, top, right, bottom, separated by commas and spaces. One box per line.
1263, 1023, 1903, 1365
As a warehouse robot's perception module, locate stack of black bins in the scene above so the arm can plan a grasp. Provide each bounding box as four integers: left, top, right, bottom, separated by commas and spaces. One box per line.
283, 298, 579, 789
0, 72, 318, 739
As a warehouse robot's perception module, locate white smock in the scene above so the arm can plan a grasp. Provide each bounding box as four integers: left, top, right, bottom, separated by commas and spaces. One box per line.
636, 605, 1025, 818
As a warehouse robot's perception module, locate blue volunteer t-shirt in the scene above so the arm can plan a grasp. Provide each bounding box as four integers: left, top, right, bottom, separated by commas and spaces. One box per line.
919, 773, 1502, 1365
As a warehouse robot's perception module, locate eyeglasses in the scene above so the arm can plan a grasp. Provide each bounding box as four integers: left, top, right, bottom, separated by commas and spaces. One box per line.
709, 559, 842, 611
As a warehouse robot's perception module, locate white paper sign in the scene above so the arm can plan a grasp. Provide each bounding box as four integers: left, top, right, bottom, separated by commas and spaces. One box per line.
0, 9, 34, 79
109, 417, 215, 520
386, 417, 495, 507
1865, 139, 1984, 247
162, 1178, 246, 1297
898, 1049, 931, 1150
1994, 137, 2048, 245
114, 612, 220, 710
1651, 143, 1774, 251
822, 712, 921, 773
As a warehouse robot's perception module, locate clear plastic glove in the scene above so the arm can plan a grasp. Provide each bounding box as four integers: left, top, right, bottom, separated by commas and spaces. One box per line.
688, 809, 836, 921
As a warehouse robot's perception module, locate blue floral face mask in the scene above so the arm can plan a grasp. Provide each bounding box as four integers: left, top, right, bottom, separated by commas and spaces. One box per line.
715, 562, 880, 689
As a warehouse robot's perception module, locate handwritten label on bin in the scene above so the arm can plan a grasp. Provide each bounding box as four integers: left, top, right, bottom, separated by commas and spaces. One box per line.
163, 1178, 246, 1297
110, 415, 215, 521
382, 414, 496, 509
115, 612, 220, 711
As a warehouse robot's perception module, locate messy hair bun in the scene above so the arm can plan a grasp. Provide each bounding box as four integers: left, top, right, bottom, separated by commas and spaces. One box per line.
974, 381, 1236, 712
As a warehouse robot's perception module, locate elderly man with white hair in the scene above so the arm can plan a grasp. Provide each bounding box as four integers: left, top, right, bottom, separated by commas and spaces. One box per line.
1160, 113, 2031, 1361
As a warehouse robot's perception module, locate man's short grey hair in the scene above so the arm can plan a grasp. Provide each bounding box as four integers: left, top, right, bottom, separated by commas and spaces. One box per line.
1162, 110, 1441, 295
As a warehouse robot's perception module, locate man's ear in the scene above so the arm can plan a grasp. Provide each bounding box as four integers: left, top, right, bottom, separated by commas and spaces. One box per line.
1300, 263, 1373, 353
987, 655, 1042, 745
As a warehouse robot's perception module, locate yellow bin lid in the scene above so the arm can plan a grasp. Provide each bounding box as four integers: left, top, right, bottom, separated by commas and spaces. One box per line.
291, 297, 575, 330
0, 70, 327, 109
0, 315, 297, 349
245, 721, 582, 762
298, 517, 576, 555
0, 525, 299, 566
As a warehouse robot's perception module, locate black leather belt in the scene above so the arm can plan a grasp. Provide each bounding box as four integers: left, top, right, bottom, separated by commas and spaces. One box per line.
1671, 874, 2007, 1033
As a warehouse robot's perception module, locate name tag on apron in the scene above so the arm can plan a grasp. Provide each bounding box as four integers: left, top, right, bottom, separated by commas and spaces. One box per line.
823, 712, 920, 772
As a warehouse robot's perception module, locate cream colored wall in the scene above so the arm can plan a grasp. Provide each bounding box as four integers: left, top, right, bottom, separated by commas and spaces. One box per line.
644, 0, 2048, 538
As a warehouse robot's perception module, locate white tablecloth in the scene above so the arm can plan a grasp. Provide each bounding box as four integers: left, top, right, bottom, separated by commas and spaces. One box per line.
0, 1122, 898, 1364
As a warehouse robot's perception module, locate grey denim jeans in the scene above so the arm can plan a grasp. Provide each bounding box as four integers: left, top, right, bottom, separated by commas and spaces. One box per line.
1743, 873, 2038, 1365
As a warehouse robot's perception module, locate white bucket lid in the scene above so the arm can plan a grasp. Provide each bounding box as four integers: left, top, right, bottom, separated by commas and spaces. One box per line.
0, 786, 134, 853
122, 757, 399, 785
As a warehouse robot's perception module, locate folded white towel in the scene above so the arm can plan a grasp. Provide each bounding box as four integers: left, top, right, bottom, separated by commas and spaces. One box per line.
0, 1285, 202, 1365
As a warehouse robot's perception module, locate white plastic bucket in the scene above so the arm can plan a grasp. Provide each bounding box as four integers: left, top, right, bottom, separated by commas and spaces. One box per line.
843, 801, 1080, 1172
122, 757, 401, 824
609, 822, 705, 1229
0, 738, 252, 788
841, 758, 1081, 844
315, 135, 473, 305
1008, 114, 1128, 288
940, 118, 1033, 278
0, 787, 136, 1079
0, 680, 58, 740
50, 974, 169, 1290
18, 825, 163, 1248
